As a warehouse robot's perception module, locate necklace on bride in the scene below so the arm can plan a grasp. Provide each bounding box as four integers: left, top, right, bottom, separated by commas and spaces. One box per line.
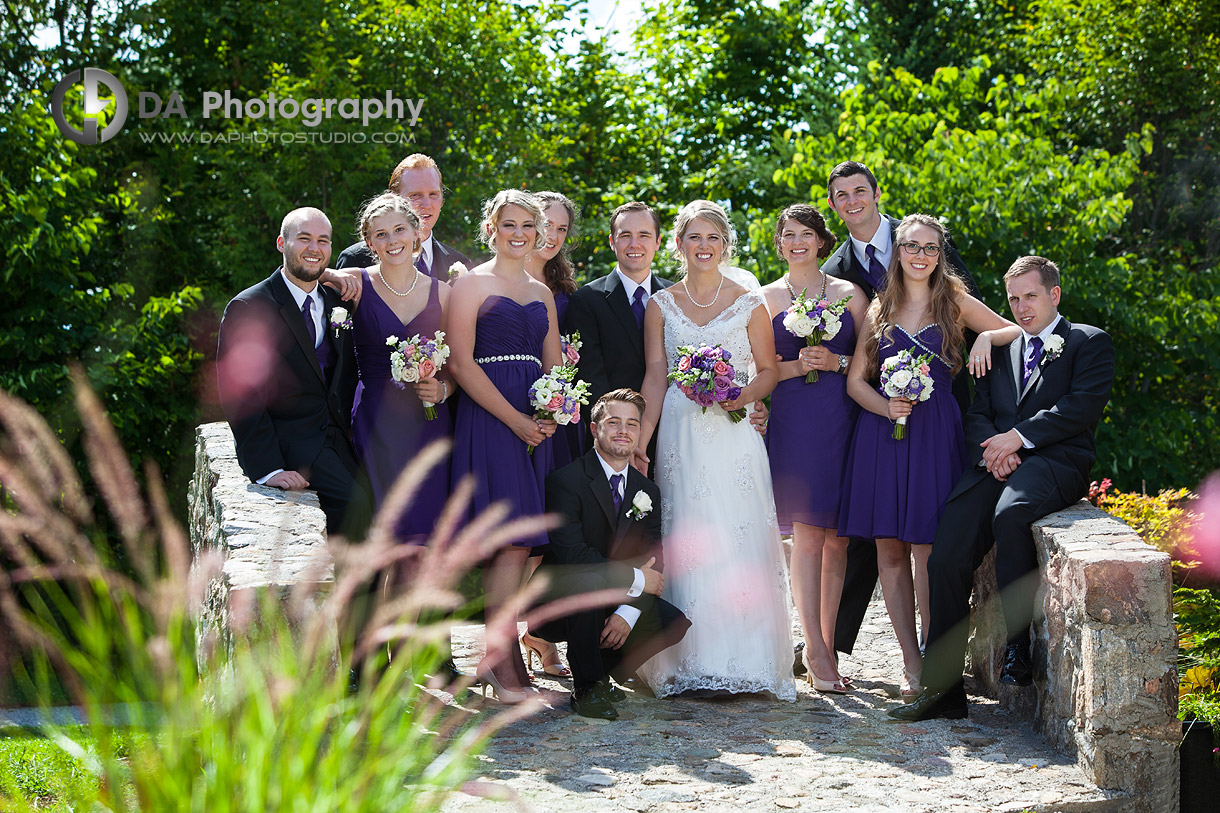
380, 267, 420, 298
683, 273, 724, 308
784, 270, 826, 302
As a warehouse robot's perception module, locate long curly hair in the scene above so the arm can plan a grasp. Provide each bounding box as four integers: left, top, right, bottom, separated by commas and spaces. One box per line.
861, 214, 967, 378
535, 191, 579, 295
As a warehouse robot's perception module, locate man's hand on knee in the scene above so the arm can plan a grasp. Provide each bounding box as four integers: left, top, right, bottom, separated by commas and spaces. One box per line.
601, 615, 630, 650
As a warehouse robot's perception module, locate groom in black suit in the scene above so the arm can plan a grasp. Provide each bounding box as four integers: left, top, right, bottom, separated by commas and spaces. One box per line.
334, 153, 471, 277
566, 202, 674, 433
819, 161, 982, 660
216, 207, 368, 536
532, 389, 690, 719
892, 256, 1115, 720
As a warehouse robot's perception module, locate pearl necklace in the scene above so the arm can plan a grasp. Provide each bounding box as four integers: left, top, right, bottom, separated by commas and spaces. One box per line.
380, 267, 421, 298
682, 273, 724, 308
783, 270, 827, 302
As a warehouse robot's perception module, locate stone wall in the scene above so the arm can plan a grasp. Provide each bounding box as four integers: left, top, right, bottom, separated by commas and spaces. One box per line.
968, 501, 1179, 812
188, 422, 333, 658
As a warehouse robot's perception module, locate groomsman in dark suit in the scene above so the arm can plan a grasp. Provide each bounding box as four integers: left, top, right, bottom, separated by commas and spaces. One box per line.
216, 207, 369, 536
334, 153, 471, 277
892, 256, 1115, 721
819, 161, 982, 660
532, 389, 690, 719
566, 202, 674, 436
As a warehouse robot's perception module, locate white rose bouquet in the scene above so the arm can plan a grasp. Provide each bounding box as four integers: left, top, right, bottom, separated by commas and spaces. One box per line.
387, 331, 450, 419
782, 289, 852, 383
526, 365, 591, 454
879, 350, 935, 440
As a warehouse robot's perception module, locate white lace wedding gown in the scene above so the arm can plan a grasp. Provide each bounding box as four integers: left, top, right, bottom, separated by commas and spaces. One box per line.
636, 288, 796, 700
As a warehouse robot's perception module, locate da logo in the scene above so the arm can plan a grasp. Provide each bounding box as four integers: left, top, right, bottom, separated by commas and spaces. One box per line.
51, 68, 128, 145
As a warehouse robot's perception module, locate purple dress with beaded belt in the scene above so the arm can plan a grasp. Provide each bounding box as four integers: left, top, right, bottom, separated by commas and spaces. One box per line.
768, 309, 859, 531
450, 295, 554, 547
837, 324, 968, 545
351, 270, 452, 544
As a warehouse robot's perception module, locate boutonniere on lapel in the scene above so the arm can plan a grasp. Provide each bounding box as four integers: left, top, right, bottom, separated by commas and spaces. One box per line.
329, 306, 353, 338
1041, 335, 1065, 366
447, 262, 469, 281
626, 491, 653, 520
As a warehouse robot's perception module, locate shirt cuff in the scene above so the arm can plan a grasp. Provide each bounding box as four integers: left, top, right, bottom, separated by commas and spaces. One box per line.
1015, 429, 1035, 449
613, 605, 641, 630
627, 567, 645, 598
256, 468, 285, 485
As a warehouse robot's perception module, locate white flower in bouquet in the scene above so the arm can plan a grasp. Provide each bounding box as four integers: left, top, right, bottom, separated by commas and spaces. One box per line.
889, 368, 913, 389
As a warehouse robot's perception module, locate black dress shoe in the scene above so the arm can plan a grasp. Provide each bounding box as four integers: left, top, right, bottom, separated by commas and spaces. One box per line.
1000, 643, 1033, 687
889, 687, 968, 721
570, 687, 618, 720
597, 680, 627, 703
792, 642, 807, 677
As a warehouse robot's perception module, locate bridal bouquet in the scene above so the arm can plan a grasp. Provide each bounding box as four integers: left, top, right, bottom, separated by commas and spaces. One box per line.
387, 331, 450, 420
527, 365, 591, 453
880, 349, 935, 440
783, 289, 851, 383
560, 330, 582, 367
668, 344, 747, 423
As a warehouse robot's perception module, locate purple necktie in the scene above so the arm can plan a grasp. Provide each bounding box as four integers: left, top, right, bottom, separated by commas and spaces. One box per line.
302, 296, 318, 348
415, 251, 430, 278
610, 473, 624, 515
1022, 336, 1043, 388
631, 287, 647, 332
864, 244, 887, 291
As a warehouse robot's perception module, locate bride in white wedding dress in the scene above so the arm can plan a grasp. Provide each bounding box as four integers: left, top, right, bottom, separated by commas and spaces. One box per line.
635, 200, 796, 700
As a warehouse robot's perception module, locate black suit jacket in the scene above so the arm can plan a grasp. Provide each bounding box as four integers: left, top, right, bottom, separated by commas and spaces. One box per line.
217, 268, 359, 482
950, 317, 1115, 502
334, 237, 472, 278
823, 212, 981, 413
566, 270, 674, 423
543, 450, 665, 606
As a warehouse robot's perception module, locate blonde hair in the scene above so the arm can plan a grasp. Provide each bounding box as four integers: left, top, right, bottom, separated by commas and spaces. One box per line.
357, 193, 421, 258
861, 213, 968, 377
672, 200, 735, 273
479, 189, 549, 252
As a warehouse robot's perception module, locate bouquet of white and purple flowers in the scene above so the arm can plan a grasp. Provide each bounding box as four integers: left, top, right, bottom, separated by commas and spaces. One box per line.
559, 330, 582, 367
880, 349, 935, 440
387, 330, 450, 420
783, 289, 852, 383
668, 344, 747, 423
527, 365, 591, 453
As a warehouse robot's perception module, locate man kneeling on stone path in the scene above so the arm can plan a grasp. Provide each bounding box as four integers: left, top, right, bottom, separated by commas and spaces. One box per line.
892, 256, 1115, 722
530, 389, 690, 720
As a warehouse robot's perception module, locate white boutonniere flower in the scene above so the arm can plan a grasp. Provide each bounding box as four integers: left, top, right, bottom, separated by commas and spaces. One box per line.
626, 491, 653, 520
330, 306, 353, 338
1041, 335, 1065, 365
447, 262, 469, 281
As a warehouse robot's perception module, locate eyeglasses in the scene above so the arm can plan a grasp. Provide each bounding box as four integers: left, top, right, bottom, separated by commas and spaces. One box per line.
899, 242, 941, 257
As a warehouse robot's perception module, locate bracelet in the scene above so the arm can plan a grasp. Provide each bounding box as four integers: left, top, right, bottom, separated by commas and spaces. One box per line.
439, 380, 448, 403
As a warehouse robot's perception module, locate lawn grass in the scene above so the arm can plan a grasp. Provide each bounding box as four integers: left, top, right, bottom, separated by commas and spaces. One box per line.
0, 729, 127, 810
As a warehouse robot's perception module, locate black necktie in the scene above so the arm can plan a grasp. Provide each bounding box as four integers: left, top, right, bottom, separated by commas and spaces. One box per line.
610, 473, 623, 515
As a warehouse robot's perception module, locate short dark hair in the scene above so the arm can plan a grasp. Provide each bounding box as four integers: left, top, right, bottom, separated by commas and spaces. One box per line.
773, 204, 837, 259
826, 161, 878, 195
591, 388, 646, 424
1004, 255, 1061, 290
609, 201, 661, 237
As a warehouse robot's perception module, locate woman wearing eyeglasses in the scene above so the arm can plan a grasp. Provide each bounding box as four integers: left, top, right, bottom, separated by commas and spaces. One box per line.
838, 213, 1019, 699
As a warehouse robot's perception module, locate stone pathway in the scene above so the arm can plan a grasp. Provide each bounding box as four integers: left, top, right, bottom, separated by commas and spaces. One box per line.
444, 590, 1129, 812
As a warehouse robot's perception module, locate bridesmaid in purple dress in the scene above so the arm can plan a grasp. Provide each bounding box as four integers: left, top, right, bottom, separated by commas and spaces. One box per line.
449, 190, 563, 701
350, 194, 454, 543
760, 205, 868, 693
520, 191, 582, 679
839, 213, 1019, 697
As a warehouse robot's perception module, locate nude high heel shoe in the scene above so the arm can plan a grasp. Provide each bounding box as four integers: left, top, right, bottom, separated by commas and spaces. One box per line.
802, 656, 847, 695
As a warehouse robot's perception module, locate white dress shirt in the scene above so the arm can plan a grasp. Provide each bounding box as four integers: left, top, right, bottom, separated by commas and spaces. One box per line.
850, 217, 894, 277
1015, 314, 1064, 449
616, 266, 654, 311
595, 449, 646, 630
418, 235, 435, 275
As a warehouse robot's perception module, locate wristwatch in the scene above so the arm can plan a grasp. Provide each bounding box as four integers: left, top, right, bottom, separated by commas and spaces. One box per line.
837, 354, 850, 374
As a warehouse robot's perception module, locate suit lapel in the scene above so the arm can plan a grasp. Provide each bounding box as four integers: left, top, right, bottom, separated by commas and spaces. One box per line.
610, 469, 648, 558
1009, 337, 1024, 400
583, 452, 618, 529
272, 270, 325, 384
319, 285, 346, 389
1020, 318, 1071, 405
604, 270, 644, 355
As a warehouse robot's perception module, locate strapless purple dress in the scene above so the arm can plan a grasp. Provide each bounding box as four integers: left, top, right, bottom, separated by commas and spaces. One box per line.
451, 295, 554, 548
768, 310, 859, 531
837, 324, 968, 545
351, 270, 452, 544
